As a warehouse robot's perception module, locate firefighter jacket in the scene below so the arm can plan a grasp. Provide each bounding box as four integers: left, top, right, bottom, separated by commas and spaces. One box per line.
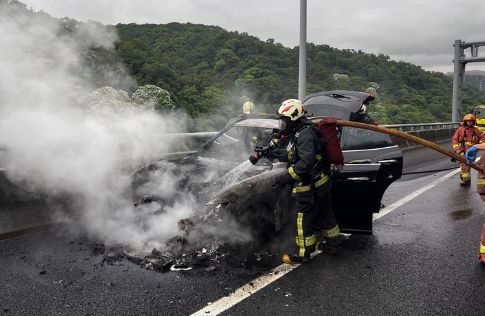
452, 126, 484, 154
284, 119, 330, 194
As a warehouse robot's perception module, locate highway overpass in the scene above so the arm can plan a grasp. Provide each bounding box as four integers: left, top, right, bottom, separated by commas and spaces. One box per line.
1, 123, 485, 315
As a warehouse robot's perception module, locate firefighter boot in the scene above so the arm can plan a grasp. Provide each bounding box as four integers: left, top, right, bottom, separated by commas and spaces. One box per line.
317, 234, 347, 254
460, 171, 471, 186
316, 225, 345, 254
282, 245, 316, 264
460, 178, 471, 186
480, 244, 485, 265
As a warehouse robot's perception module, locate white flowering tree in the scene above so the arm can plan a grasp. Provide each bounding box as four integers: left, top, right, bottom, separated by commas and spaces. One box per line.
333, 73, 350, 89
87, 86, 132, 114
132, 85, 175, 112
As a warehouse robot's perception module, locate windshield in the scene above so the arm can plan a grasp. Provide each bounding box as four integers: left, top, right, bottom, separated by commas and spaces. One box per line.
200, 124, 276, 162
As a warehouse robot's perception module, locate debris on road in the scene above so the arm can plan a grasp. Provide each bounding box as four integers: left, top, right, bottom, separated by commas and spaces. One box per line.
102, 251, 125, 266
90, 242, 106, 255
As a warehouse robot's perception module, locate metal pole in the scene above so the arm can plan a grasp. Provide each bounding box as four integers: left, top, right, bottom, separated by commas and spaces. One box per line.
298, 0, 307, 101
452, 39, 464, 122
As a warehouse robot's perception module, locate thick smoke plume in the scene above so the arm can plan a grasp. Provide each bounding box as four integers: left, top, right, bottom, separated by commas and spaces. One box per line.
0, 1, 197, 251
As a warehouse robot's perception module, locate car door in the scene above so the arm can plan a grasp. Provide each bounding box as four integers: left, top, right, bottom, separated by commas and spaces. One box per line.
332, 127, 403, 234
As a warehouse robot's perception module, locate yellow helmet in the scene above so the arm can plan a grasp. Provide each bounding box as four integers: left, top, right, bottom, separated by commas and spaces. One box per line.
242, 101, 255, 114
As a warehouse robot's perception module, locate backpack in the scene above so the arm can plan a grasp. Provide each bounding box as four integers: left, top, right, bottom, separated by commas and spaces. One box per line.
295, 118, 344, 166
317, 118, 344, 165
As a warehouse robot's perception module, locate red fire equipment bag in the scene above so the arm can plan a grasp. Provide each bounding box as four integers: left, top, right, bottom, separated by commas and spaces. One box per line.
318, 118, 344, 166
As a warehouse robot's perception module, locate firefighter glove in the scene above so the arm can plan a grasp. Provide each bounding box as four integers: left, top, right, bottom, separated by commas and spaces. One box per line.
465, 146, 479, 163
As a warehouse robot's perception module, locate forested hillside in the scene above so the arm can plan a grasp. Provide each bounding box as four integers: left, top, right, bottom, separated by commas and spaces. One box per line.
5, 0, 485, 126
114, 23, 485, 124
463, 70, 485, 94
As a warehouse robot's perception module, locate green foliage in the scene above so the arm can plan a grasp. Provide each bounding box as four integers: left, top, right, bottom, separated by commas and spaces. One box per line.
5, 1, 485, 126
112, 22, 485, 126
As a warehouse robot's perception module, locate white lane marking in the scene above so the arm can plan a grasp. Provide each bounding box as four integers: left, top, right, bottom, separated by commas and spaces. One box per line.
373, 168, 460, 221
190, 168, 460, 316
190, 263, 299, 316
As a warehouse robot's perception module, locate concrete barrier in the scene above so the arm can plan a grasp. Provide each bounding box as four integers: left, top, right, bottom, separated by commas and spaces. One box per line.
389, 127, 456, 151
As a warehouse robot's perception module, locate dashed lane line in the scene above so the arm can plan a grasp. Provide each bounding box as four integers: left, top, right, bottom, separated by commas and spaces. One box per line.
190, 168, 461, 316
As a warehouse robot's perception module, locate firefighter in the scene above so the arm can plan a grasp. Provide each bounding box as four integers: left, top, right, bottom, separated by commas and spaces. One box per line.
465, 143, 485, 264
271, 99, 344, 264
452, 114, 484, 186
349, 94, 377, 125
242, 100, 256, 114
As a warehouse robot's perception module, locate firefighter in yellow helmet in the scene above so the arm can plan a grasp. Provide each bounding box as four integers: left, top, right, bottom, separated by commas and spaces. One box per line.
270, 99, 344, 264
452, 114, 484, 186
242, 100, 255, 114
241, 100, 259, 149
465, 143, 485, 264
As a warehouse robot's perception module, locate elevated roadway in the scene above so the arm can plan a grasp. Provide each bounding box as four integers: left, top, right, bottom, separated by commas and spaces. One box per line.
1, 145, 485, 315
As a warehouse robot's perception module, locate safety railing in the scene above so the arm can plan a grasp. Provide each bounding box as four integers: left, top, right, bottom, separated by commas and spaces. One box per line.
169, 132, 218, 139
0, 122, 461, 161
383, 122, 460, 132
168, 122, 460, 139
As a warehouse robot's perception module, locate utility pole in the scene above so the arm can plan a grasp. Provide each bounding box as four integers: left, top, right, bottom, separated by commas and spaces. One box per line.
452, 39, 485, 121
298, 0, 307, 101
452, 40, 465, 122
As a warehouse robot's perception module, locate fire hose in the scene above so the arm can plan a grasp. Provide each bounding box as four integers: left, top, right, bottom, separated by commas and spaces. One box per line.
311, 119, 485, 175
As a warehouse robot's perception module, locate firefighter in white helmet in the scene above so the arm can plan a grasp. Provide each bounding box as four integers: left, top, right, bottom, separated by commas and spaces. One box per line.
272, 99, 344, 263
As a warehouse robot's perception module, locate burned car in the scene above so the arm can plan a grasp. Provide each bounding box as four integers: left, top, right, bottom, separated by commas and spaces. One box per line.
132, 90, 403, 249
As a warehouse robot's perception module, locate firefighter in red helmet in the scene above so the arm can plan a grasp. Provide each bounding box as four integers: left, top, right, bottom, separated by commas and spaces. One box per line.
452, 114, 484, 186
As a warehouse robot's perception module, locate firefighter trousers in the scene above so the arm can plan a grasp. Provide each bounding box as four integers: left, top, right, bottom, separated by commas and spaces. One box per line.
293, 182, 339, 258
460, 162, 471, 182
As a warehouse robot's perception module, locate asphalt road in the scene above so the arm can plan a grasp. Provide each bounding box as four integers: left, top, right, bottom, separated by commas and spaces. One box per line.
1, 146, 484, 315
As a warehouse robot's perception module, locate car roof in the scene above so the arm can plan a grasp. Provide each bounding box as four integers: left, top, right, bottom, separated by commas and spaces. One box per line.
303, 90, 373, 120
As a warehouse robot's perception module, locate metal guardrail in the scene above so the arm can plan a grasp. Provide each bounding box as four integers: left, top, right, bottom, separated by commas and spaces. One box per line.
169, 132, 218, 139
0, 123, 460, 157
382, 122, 460, 132
171, 122, 460, 138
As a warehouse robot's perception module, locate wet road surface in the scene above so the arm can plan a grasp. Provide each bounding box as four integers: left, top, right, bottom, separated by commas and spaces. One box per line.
2, 146, 485, 315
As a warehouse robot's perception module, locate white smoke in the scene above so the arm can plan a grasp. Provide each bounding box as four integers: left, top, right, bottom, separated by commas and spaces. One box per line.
0, 1, 192, 251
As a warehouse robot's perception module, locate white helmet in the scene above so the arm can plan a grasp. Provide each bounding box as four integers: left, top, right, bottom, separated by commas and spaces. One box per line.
277, 99, 305, 121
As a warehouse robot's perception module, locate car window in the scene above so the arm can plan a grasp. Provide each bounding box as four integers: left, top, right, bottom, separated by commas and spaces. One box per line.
340, 127, 393, 150
202, 126, 275, 161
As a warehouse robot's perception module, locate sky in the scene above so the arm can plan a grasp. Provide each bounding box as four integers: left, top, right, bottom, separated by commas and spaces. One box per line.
21, 0, 485, 73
